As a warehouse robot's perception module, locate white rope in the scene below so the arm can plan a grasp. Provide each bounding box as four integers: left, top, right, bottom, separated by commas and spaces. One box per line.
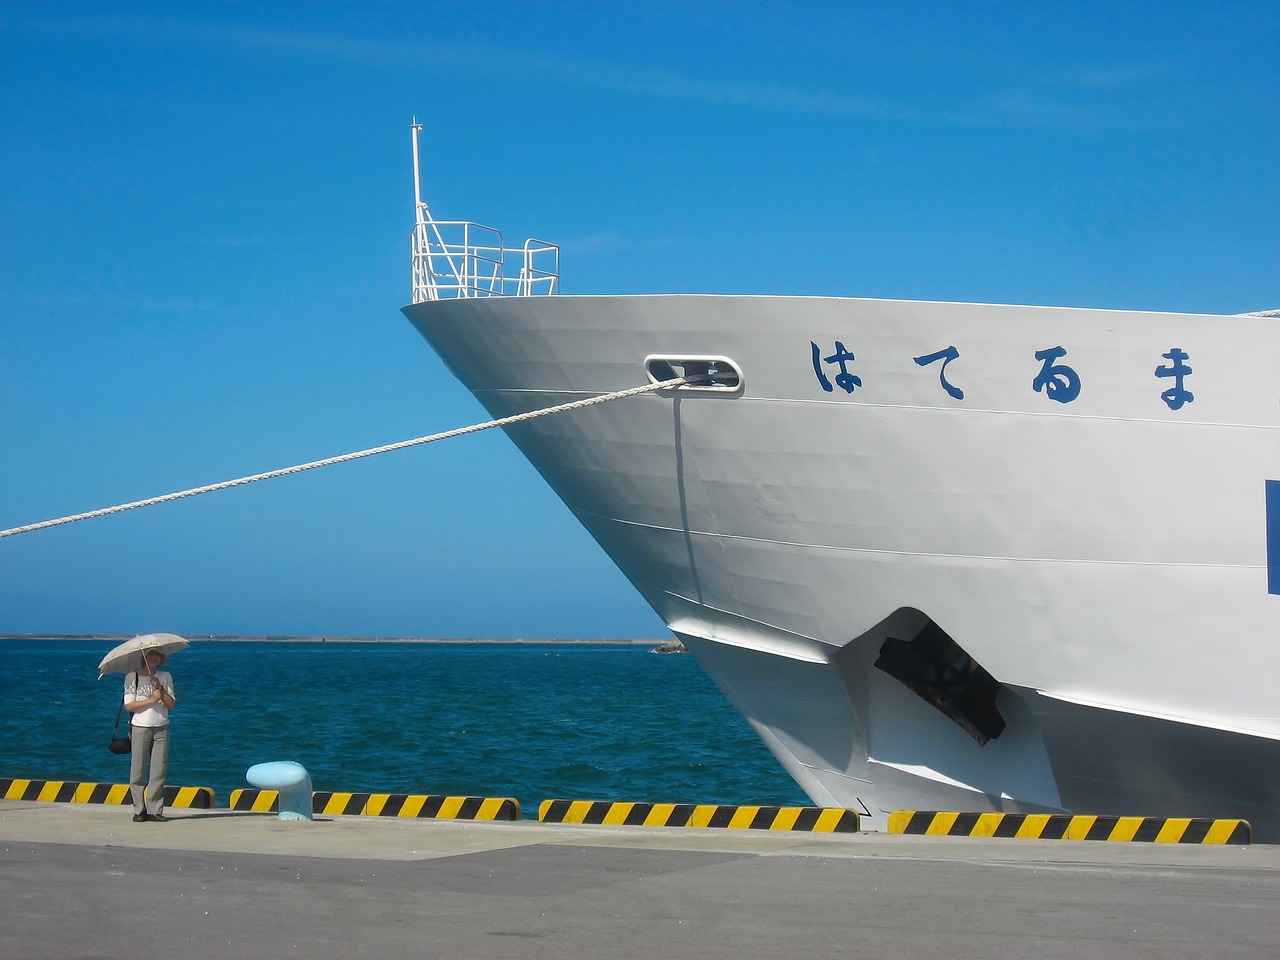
0, 377, 692, 539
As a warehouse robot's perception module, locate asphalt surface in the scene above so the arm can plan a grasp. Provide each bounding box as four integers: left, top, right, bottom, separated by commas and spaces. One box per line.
1, 801, 1277, 959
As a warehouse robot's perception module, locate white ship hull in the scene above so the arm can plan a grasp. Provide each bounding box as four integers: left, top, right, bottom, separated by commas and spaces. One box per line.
403, 293, 1280, 838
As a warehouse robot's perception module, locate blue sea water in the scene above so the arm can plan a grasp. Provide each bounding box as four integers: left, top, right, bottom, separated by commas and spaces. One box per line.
2, 639, 808, 816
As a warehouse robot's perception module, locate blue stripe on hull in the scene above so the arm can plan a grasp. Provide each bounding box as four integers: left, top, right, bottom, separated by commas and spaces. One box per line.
1268, 480, 1280, 595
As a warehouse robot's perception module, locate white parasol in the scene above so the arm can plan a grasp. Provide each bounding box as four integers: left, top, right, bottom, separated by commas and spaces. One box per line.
97, 632, 191, 678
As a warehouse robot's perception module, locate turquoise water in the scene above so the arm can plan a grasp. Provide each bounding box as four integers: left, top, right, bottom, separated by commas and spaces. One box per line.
3, 639, 807, 816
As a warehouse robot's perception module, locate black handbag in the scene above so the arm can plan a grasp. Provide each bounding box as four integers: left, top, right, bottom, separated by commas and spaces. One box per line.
108, 673, 132, 754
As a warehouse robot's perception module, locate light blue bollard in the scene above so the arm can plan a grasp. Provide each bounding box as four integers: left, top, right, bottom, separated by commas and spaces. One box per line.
245, 761, 313, 820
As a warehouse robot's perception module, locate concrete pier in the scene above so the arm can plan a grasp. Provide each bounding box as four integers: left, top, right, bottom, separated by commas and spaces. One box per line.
1, 801, 1276, 959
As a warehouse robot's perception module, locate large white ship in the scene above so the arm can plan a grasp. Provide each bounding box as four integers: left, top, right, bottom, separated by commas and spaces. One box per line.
401, 125, 1279, 839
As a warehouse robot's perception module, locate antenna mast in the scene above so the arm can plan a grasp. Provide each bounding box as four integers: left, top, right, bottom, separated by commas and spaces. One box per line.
411, 117, 425, 214
410, 118, 435, 303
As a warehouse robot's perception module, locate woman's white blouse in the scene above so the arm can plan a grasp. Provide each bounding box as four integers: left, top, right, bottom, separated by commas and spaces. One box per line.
125, 670, 175, 727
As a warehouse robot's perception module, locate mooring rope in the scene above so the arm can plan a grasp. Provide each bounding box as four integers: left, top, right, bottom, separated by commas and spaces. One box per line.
0, 377, 693, 539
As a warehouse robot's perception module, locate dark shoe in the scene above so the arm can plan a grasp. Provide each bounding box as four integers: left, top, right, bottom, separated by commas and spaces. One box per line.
132, 813, 147, 822
147, 813, 170, 822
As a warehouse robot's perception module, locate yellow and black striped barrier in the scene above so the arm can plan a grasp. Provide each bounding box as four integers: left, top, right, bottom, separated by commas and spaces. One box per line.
1, 777, 216, 809
228, 789, 520, 821
538, 799, 861, 832
889, 811, 1252, 844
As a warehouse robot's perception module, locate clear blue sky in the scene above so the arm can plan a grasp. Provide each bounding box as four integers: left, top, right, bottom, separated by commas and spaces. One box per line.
2, 2, 1276, 638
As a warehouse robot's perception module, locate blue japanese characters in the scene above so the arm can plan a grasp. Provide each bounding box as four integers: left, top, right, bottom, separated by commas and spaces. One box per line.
912, 346, 964, 400
810, 340, 863, 394
810, 341, 1196, 411
1155, 348, 1195, 411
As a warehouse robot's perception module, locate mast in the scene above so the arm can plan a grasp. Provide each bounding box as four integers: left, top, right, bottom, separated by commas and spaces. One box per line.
411, 116, 425, 215
410, 118, 434, 302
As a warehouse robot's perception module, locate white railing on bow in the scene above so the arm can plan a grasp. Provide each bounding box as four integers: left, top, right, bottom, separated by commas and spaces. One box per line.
410, 121, 560, 303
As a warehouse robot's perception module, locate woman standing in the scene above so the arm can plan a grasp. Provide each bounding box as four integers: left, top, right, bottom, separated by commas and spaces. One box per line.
125, 647, 177, 822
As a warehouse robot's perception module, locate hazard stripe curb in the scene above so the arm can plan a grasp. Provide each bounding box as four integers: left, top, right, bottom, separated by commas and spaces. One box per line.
537, 800, 861, 832
888, 811, 1252, 844
227, 789, 520, 821
0, 777, 216, 809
